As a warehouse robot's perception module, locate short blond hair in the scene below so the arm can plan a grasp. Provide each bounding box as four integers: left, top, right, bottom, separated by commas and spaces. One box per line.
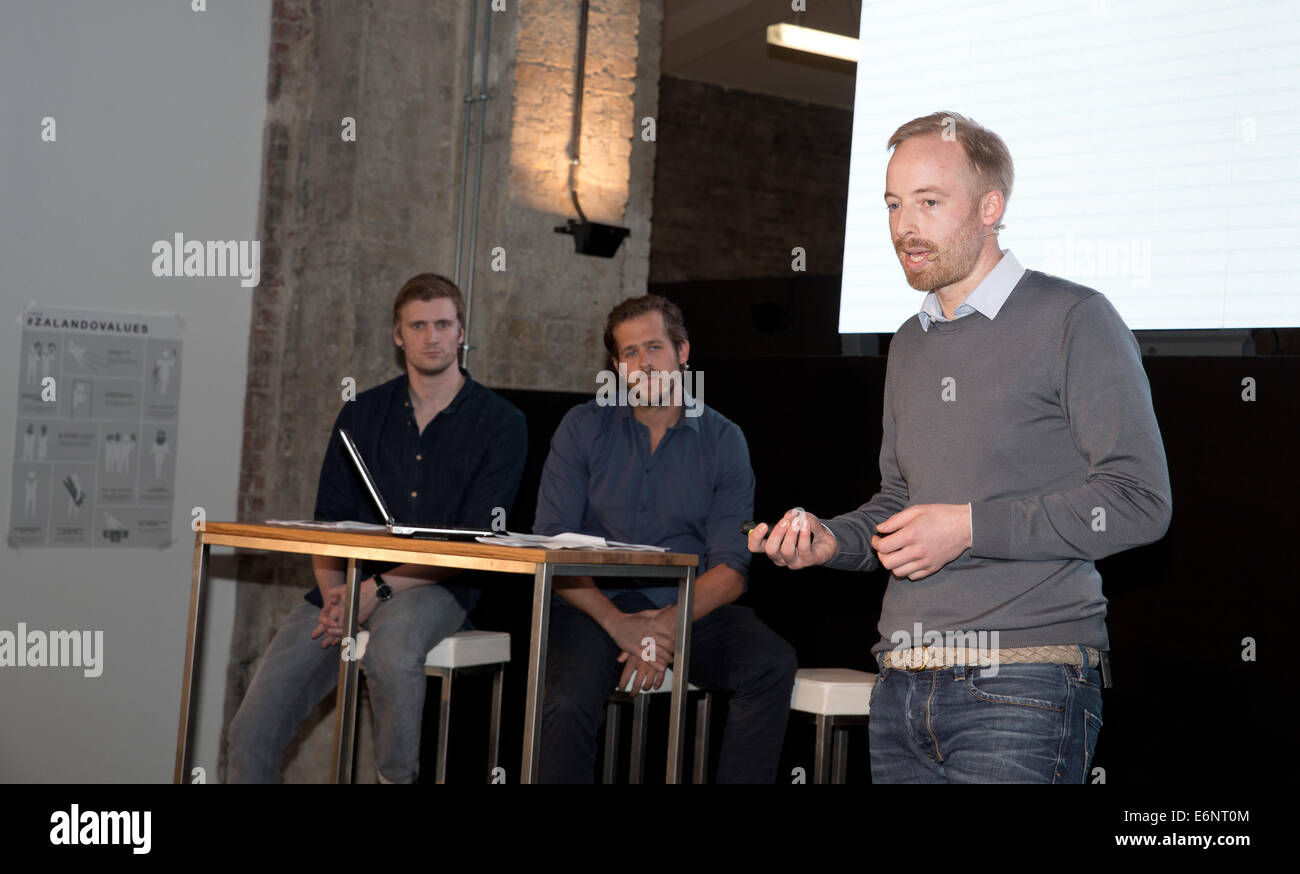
888, 112, 1014, 204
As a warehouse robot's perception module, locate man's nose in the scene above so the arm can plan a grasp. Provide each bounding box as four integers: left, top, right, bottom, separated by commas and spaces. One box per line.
893, 206, 918, 239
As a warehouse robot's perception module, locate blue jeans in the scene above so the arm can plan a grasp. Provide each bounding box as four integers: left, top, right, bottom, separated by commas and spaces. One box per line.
539, 592, 798, 783
868, 647, 1104, 783
226, 583, 466, 783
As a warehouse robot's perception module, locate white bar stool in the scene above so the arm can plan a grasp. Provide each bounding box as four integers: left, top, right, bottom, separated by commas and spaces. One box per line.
355, 629, 510, 784
789, 668, 875, 783
602, 668, 712, 784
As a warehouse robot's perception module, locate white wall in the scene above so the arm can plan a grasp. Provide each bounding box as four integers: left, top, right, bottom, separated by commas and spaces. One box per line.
0, 0, 269, 781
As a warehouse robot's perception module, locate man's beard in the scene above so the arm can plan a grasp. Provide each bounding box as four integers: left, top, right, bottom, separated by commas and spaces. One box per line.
900, 217, 984, 292
407, 351, 457, 377
627, 368, 684, 407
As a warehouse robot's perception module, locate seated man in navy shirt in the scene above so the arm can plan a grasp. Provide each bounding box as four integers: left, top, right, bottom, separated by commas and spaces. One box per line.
534, 294, 797, 783
227, 273, 526, 783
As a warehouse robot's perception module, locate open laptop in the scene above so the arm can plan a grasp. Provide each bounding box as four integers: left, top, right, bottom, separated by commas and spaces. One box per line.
338, 428, 496, 541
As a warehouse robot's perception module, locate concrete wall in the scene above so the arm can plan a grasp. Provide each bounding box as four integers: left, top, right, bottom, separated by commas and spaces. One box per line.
0, 1, 269, 781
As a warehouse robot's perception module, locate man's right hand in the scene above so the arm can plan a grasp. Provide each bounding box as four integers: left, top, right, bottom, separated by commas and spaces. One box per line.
604, 610, 674, 669
311, 588, 345, 648
616, 650, 665, 693
747, 508, 837, 569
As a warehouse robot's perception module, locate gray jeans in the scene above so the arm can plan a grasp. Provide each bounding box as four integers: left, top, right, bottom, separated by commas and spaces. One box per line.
226, 583, 467, 783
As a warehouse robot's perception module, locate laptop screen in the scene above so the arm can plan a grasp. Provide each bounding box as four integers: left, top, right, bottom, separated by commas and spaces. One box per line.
338, 428, 395, 527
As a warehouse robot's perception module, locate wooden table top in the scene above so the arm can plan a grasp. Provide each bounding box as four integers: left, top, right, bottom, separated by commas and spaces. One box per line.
198, 521, 699, 575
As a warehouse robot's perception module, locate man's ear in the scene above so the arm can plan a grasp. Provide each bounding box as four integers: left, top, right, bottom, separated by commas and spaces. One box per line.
981, 189, 1005, 227
677, 339, 691, 368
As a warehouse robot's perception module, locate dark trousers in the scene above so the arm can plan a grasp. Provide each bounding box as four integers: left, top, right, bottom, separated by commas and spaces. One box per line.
539, 591, 798, 783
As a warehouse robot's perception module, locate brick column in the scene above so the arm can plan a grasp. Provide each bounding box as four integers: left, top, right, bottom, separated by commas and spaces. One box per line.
223, 0, 661, 783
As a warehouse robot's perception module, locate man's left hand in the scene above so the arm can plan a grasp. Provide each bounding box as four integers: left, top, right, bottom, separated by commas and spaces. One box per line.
871, 503, 972, 581
318, 581, 380, 640
646, 603, 680, 660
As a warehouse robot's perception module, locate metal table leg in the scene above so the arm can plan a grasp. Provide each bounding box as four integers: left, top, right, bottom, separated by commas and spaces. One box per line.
665, 565, 695, 783
520, 564, 553, 783
331, 559, 362, 783
173, 535, 209, 784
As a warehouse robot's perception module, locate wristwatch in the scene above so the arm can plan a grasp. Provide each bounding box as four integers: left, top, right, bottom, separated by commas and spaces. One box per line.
372, 573, 393, 602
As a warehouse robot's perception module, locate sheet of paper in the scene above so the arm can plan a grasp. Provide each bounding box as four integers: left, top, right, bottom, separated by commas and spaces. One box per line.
264, 519, 388, 532
476, 531, 667, 551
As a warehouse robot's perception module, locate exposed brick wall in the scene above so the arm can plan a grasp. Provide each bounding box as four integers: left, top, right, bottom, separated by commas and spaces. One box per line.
225, 0, 485, 782
649, 75, 853, 284
471, 0, 661, 389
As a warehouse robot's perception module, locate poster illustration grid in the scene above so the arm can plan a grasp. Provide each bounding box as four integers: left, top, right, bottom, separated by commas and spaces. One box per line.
11, 304, 183, 549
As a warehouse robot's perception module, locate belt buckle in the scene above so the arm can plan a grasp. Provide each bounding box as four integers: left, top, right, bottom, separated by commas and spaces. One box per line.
887, 646, 935, 671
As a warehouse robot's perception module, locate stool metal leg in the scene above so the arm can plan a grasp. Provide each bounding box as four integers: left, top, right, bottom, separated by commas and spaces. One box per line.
628, 694, 650, 784
831, 723, 848, 784
349, 669, 367, 784
813, 713, 833, 784
693, 692, 711, 784
488, 663, 504, 782
435, 669, 454, 785
602, 700, 621, 784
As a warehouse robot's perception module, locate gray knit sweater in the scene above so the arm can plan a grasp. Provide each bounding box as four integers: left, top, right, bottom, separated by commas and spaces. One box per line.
822, 269, 1173, 654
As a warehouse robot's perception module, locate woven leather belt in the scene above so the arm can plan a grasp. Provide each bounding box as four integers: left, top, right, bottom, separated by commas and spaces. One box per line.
880, 644, 1101, 671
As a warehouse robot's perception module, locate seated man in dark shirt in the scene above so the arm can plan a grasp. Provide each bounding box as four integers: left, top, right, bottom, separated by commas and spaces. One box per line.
534, 294, 797, 783
227, 273, 526, 783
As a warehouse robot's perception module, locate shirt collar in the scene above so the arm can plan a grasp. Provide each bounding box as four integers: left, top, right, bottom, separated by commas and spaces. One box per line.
917, 248, 1025, 331
615, 396, 703, 432
397, 366, 475, 415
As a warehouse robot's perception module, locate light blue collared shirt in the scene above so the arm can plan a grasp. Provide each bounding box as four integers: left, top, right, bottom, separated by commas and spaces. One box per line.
917, 248, 1026, 332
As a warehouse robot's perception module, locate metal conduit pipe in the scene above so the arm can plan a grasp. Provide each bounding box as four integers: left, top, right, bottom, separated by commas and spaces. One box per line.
461, 4, 493, 368
453, 0, 479, 291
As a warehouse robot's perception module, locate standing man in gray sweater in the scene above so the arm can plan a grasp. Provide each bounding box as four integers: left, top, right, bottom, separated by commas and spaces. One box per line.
748, 111, 1172, 783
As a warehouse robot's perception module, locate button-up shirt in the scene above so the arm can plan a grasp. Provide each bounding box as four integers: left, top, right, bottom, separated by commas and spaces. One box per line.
917, 248, 1026, 331
308, 368, 527, 611
533, 399, 754, 608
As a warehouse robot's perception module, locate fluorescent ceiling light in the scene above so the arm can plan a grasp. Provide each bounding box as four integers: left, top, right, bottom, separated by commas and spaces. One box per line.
765, 23, 859, 63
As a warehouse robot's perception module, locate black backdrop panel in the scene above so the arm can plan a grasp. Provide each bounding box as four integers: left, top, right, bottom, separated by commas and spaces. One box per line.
447, 356, 1293, 784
